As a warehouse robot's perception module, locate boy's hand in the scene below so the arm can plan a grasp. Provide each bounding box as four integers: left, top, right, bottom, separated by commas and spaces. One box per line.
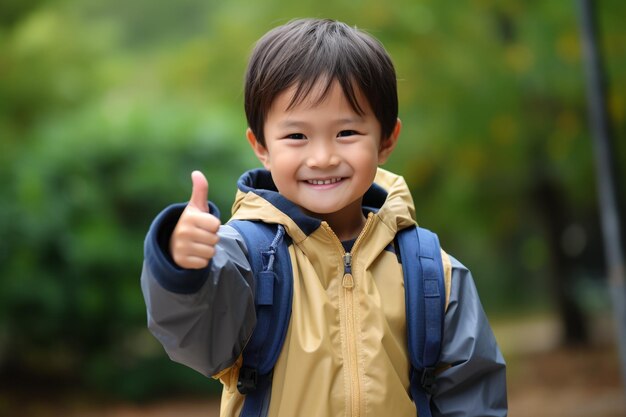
170, 171, 221, 269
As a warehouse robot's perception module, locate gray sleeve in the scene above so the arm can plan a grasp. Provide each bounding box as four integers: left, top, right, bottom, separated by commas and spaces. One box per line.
140, 224, 257, 377
431, 256, 508, 417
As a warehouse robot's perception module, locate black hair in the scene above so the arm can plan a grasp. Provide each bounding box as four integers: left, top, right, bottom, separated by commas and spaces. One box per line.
244, 18, 398, 146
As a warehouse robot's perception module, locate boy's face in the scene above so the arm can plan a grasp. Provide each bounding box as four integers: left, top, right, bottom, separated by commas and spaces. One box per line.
247, 80, 400, 224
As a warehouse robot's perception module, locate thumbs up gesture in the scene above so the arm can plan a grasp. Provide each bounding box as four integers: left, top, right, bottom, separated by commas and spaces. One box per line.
170, 171, 221, 269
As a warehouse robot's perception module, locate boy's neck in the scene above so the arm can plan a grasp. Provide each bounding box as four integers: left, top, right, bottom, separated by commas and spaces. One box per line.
301, 199, 367, 242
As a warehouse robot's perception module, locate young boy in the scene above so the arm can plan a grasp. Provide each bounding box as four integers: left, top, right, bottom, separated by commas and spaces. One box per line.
141, 18, 507, 417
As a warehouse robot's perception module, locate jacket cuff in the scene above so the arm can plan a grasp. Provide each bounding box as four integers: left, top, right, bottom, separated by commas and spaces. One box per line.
144, 201, 221, 294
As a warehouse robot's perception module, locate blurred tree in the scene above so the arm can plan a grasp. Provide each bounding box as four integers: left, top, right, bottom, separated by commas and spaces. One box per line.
0, 0, 47, 27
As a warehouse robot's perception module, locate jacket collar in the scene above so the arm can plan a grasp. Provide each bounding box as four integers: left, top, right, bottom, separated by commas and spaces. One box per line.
231, 168, 415, 239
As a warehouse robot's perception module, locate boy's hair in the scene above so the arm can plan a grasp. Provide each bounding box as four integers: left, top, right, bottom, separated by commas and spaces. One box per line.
244, 18, 398, 147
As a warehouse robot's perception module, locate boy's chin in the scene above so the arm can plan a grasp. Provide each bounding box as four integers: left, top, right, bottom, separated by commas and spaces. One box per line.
297, 204, 340, 218
297, 202, 359, 219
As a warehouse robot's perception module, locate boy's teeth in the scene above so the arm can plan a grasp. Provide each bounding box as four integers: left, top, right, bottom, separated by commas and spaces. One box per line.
308, 178, 341, 185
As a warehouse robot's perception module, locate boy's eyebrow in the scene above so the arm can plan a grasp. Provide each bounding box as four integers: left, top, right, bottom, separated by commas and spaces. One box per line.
335, 116, 365, 124
278, 116, 365, 129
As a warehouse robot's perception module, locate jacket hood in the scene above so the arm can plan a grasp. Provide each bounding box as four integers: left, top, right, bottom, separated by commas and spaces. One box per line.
229, 168, 416, 243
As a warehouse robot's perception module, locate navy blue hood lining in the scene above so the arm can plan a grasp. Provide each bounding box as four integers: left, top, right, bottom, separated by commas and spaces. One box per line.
237, 169, 388, 237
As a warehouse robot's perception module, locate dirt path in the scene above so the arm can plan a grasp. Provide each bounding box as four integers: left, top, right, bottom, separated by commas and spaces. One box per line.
507, 345, 624, 417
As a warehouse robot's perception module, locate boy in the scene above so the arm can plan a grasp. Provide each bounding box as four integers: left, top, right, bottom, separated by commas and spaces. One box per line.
141, 18, 507, 417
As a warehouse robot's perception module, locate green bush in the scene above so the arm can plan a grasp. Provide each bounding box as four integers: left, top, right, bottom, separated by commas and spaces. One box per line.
0, 102, 251, 399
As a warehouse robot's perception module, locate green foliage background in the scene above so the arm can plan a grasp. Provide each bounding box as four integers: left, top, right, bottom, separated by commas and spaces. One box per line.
1, 0, 624, 401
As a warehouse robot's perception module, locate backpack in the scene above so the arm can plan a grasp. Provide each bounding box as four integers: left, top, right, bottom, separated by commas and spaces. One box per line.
229, 220, 446, 417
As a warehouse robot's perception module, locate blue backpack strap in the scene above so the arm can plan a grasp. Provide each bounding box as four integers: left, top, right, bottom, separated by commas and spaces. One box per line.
228, 220, 293, 417
396, 226, 446, 417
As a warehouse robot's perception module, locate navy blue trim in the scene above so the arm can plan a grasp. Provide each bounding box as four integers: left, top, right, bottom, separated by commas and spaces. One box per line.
237, 169, 391, 238
341, 238, 357, 252
362, 181, 388, 209
341, 237, 392, 254
144, 201, 220, 294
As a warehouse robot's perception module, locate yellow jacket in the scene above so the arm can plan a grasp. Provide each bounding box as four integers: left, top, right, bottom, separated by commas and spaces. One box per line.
141, 168, 507, 417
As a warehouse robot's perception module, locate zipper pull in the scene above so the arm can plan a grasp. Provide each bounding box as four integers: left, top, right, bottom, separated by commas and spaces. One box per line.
342, 253, 354, 289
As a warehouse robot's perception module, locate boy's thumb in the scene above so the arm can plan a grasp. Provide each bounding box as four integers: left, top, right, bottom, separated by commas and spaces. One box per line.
189, 170, 209, 212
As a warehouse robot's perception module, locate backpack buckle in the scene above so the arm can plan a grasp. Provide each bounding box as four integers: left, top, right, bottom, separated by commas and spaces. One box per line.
420, 367, 436, 394
237, 366, 258, 395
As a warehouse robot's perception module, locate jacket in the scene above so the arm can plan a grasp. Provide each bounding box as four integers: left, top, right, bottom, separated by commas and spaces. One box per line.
141, 167, 507, 417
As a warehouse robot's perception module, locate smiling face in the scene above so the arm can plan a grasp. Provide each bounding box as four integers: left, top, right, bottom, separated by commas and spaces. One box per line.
247, 80, 400, 234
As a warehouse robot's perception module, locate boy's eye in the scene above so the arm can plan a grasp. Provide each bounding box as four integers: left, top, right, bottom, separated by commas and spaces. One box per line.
286, 133, 306, 140
338, 130, 358, 137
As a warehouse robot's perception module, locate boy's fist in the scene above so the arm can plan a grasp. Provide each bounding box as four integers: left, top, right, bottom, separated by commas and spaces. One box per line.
170, 170, 221, 269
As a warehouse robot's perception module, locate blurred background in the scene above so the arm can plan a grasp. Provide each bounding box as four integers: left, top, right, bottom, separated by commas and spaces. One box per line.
1, 0, 625, 416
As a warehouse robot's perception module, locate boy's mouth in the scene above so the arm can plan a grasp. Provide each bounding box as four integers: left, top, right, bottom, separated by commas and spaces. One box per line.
305, 177, 343, 185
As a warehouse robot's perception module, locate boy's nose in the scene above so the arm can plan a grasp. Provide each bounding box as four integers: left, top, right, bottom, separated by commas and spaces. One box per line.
306, 142, 340, 168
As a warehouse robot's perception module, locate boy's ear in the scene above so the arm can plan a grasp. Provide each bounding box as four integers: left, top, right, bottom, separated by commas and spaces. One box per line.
378, 118, 402, 164
246, 128, 271, 170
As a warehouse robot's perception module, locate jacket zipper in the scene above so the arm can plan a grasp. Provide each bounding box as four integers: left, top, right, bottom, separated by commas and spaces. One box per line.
322, 213, 374, 417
